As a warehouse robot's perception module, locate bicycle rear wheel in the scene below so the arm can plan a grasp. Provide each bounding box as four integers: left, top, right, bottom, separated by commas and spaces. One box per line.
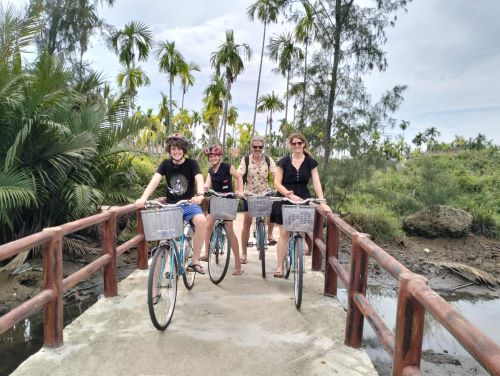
182, 226, 196, 290
257, 219, 266, 278
148, 245, 177, 330
208, 224, 230, 284
293, 236, 304, 310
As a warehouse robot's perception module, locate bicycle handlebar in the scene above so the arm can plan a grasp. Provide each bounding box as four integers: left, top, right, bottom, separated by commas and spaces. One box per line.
145, 199, 190, 209
204, 189, 237, 198
273, 197, 327, 205
244, 190, 275, 197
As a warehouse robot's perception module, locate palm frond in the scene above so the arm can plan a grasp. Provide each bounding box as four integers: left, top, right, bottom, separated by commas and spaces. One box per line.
63, 237, 101, 257
427, 260, 498, 287
0, 168, 36, 209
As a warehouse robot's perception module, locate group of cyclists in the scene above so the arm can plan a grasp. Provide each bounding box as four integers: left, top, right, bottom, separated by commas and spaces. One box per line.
136, 132, 331, 277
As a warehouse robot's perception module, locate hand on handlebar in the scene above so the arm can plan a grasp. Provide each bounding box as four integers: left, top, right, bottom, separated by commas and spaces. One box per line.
191, 195, 204, 205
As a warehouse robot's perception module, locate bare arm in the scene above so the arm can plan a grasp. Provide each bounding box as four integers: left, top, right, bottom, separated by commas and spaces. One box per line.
311, 167, 331, 212
204, 174, 212, 190
136, 173, 162, 204
191, 173, 205, 205
230, 165, 244, 196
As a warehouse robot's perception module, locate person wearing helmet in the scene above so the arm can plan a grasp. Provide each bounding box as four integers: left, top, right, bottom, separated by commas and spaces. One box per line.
200, 145, 245, 275
136, 133, 207, 274
237, 136, 277, 265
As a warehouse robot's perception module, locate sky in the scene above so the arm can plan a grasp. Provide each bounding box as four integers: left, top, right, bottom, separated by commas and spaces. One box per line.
11, 0, 500, 145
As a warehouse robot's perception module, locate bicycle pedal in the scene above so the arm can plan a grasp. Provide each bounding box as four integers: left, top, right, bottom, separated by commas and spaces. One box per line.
247, 242, 254, 247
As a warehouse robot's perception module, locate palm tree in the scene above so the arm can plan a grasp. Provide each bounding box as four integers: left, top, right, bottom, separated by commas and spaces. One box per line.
227, 106, 239, 150
424, 126, 440, 151
247, 0, 284, 137
257, 92, 284, 147
412, 132, 425, 152
268, 32, 303, 124
108, 21, 152, 69
210, 29, 252, 147
294, 0, 318, 126
179, 61, 200, 112
203, 74, 227, 143
156, 40, 187, 134
116, 64, 150, 114
191, 110, 202, 146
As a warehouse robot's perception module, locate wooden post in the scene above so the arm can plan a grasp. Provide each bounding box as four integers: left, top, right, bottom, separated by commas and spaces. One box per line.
324, 214, 340, 297
103, 210, 117, 297
42, 227, 63, 348
345, 233, 369, 348
136, 208, 148, 270
311, 210, 324, 271
393, 273, 426, 375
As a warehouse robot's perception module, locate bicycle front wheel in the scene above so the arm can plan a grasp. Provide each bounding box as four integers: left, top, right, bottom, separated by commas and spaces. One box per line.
208, 224, 230, 284
147, 245, 177, 330
293, 236, 304, 310
257, 219, 266, 278
182, 226, 196, 290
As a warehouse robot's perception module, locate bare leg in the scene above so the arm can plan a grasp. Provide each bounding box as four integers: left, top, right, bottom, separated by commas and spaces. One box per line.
225, 221, 241, 270
202, 214, 215, 259
268, 221, 276, 242
240, 211, 252, 261
275, 225, 289, 273
191, 214, 206, 266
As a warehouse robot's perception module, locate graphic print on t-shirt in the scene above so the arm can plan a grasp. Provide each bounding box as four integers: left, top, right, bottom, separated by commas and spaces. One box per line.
168, 174, 188, 196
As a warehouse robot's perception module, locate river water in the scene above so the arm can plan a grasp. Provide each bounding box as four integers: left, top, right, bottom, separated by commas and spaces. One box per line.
337, 286, 499, 375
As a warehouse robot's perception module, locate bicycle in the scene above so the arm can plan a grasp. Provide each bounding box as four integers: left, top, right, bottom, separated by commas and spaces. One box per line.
245, 191, 274, 279
277, 197, 326, 310
140, 200, 197, 330
204, 189, 239, 284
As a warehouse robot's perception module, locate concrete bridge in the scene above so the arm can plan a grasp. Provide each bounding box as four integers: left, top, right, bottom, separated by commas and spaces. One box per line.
10, 216, 377, 376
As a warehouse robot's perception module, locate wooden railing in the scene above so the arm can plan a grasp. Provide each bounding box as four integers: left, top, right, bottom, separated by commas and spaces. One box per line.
0, 204, 148, 347
307, 209, 500, 376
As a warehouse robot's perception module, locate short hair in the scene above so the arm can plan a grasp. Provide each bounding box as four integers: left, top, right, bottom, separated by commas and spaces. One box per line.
251, 136, 265, 147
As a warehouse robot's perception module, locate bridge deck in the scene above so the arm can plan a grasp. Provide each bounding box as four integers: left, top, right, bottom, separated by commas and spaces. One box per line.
11, 214, 377, 376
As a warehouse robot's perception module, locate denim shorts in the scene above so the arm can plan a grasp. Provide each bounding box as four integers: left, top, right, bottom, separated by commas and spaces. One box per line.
181, 204, 204, 223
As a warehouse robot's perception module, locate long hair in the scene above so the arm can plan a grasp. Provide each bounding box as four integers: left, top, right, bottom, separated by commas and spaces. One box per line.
288, 133, 311, 156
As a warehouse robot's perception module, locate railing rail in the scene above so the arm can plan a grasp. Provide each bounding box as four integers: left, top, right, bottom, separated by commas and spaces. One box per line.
0, 204, 148, 347
310, 209, 500, 376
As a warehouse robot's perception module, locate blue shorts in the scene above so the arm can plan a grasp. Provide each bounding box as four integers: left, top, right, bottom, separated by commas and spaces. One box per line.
182, 204, 204, 223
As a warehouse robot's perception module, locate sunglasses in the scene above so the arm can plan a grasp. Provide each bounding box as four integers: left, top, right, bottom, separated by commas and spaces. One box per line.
291, 141, 304, 146
252, 145, 264, 149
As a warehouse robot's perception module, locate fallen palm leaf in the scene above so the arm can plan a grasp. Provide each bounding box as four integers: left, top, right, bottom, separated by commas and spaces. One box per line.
426, 260, 498, 288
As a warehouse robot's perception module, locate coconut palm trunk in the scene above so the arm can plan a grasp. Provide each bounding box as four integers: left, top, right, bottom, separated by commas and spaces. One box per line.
251, 20, 267, 139
221, 79, 232, 147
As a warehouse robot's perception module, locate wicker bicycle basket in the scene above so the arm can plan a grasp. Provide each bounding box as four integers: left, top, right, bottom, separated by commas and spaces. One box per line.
210, 196, 239, 220
247, 196, 272, 217
282, 205, 316, 232
140, 206, 184, 241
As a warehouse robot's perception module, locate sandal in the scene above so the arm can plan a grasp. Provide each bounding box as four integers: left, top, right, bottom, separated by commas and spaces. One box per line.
240, 258, 247, 264
188, 263, 205, 275
273, 271, 283, 278
268, 239, 277, 246
232, 269, 244, 276
199, 255, 209, 262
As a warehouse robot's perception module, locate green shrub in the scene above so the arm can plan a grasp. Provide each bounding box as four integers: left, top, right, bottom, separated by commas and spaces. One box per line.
469, 208, 499, 238
343, 202, 405, 243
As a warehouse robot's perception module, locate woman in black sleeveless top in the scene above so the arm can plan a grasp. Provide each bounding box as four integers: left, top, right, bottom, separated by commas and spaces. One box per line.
271, 133, 331, 278
201, 145, 245, 275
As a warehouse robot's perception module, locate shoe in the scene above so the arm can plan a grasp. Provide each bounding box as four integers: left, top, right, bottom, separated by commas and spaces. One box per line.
268, 239, 277, 246
240, 258, 247, 264
232, 269, 244, 276
273, 271, 283, 278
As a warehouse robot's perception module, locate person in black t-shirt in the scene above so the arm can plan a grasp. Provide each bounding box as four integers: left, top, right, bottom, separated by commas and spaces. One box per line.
271, 133, 331, 278
136, 133, 207, 274
200, 145, 245, 275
